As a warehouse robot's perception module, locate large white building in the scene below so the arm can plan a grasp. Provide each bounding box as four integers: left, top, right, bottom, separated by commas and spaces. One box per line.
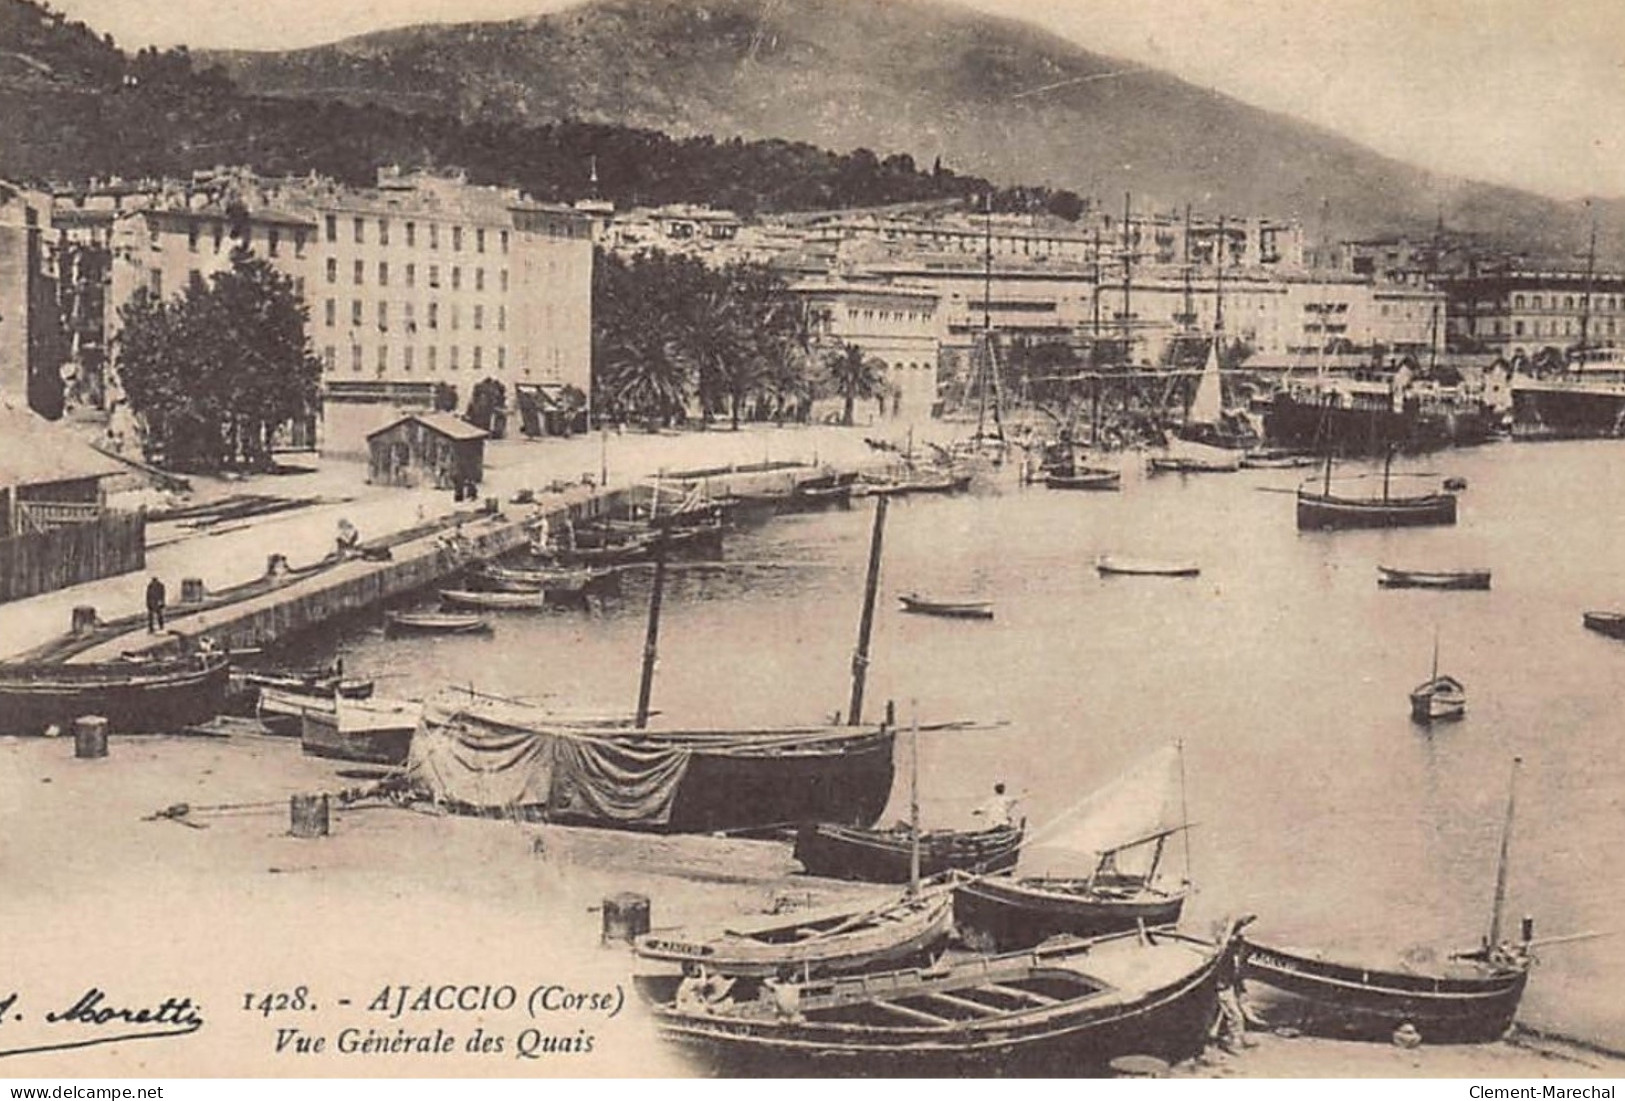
71, 167, 593, 456
791, 279, 943, 422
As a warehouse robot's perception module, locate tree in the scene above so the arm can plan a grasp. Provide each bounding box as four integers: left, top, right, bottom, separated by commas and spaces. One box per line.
433, 383, 459, 412
113, 246, 320, 471
823, 342, 887, 427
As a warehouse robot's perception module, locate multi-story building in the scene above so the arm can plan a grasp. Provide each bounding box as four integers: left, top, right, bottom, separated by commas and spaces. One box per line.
790, 279, 943, 421
0, 182, 60, 417
62, 168, 593, 456
1441, 271, 1625, 358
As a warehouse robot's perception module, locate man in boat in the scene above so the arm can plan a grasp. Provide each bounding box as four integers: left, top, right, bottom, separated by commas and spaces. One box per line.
145, 576, 167, 633
972, 782, 1022, 829
675, 968, 735, 1013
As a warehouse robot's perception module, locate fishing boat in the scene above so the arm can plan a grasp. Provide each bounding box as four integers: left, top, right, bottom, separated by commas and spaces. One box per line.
1241, 448, 1319, 470
301, 695, 420, 766
897, 593, 994, 620
953, 745, 1191, 952
1044, 467, 1121, 491
637, 922, 1237, 1076
794, 822, 1022, 884
1096, 555, 1200, 578
1410, 633, 1465, 724
1297, 449, 1457, 531
0, 652, 230, 736
408, 699, 901, 833
1581, 611, 1625, 640
383, 610, 490, 635
1378, 566, 1492, 591
437, 588, 552, 611
1147, 442, 1242, 474
472, 563, 615, 591
635, 886, 955, 979
1240, 759, 1533, 1043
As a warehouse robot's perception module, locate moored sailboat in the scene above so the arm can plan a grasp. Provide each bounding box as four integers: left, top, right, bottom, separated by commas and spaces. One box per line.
1410, 632, 1466, 724
952, 744, 1192, 952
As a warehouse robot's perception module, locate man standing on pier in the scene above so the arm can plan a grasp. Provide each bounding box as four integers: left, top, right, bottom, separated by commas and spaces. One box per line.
145, 576, 167, 633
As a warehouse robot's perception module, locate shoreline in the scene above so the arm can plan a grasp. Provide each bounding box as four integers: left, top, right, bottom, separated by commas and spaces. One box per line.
2, 732, 1620, 1078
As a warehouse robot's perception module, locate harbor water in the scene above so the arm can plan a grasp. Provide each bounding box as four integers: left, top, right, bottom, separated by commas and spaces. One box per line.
305, 438, 1625, 1051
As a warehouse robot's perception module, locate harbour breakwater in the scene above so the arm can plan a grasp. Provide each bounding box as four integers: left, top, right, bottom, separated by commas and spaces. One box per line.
58, 460, 847, 665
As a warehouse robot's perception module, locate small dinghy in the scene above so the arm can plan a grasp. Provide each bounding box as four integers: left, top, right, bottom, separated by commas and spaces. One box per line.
898, 593, 994, 620
384, 610, 490, 634
1095, 555, 1200, 578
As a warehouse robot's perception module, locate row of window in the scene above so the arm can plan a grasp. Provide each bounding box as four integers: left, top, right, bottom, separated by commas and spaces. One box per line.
1510, 318, 1618, 338
842, 308, 933, 323
321, 343, 510, 374
323, 258, 508, 293
324, 214, 509, 255
1511, 293, 1623, 311
323, 299, 506, 333
176, 220, 310, 259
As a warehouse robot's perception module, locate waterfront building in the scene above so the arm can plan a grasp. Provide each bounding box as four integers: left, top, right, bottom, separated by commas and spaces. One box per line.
366, 411, 487, 491
790, 278, 943, 421
1442, 270, 1625, 359
57, 168, 594, 458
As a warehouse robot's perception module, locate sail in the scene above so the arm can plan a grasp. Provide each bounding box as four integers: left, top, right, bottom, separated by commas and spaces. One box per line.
1188, 340, 1223, 426
1032, 745, 1185, 860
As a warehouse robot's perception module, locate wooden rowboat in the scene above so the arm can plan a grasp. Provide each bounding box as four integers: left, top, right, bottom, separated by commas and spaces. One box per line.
438, 588, 551, 610
1240, 758, 1532, 1045
301, 695, 420, 766
897, 593, 994, 620
794, 822, 1022, 883
1096, 555, 1200, 578
1044, 468, 1121, 491
638, 923, 1235, 1076
1581, 611, 1625, 640
1410, 675, 1466, 724
384, 610, 490, 634
1378, 566, 1491, 590
1237, 939, 1528, 1044
0, 653, 230, 736
635, 887, 953, 980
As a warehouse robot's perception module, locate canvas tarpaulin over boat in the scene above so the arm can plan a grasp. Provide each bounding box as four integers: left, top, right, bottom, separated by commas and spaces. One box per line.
407, 704, 694, 826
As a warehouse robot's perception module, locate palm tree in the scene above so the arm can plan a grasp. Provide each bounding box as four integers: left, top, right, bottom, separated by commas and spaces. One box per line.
824, 342, 887, 427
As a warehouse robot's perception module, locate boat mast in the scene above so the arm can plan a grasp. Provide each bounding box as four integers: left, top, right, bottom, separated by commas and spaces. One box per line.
847, 494, 889, 726
1487, 756, 1522, 948
1177, 739, 1192, 887
634, 538, 668, 729
1120, 191, 1134, 366
908, 705, 921, 897
1580, 219, 1597, 359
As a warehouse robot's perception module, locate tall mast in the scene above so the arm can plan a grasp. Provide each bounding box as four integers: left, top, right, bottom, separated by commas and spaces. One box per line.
1120, 191, 1134, 364
1580, 219, 1597, 357
1487, 756, 1523, 948
975, 192, 992, 440
634, 539, 668, 729
847, 494, 888, 726
1214, 215, 1226, 338
908, 706, 921, 897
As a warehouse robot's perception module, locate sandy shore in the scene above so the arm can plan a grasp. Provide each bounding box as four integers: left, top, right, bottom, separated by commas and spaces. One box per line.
2, 733, 1618, 1079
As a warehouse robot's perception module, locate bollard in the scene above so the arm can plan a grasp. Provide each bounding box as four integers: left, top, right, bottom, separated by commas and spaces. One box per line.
600, 892, 651, 946
483, 496, 499, 515
73, 715, 108, 759
289, 793, 330, 838
265, 554, 289, 578
180, 577, 206, 604
71, 606, 100, 636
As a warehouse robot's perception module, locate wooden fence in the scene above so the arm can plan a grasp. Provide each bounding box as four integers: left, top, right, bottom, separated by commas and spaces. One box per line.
0, 509, 145, 603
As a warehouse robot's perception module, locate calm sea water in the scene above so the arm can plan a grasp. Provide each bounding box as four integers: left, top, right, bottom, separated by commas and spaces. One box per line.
305, 439, 1625, 1049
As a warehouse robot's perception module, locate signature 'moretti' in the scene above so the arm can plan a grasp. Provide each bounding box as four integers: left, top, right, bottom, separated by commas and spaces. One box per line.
0, 988, 204, 1058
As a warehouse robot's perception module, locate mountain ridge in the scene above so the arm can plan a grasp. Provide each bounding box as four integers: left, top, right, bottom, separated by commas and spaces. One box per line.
198, 0, 1624, 261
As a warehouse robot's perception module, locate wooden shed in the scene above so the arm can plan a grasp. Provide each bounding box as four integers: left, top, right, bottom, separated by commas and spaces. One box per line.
366, 412, 487, 490
0, 404, 143, 602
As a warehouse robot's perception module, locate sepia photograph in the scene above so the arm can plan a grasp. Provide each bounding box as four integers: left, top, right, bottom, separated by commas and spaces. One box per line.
1, 0, 1623, 1084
